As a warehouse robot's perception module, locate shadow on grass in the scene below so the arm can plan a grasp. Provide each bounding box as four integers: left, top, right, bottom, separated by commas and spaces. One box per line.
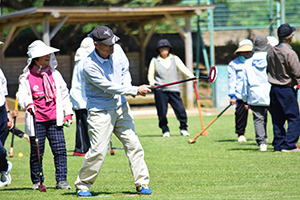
62, 190, 137, 197
1, 186, 57, 191
0, 187, 32, 191
227, 148, 259, 151
139, 134, 162, 137
216, 139, 255, 143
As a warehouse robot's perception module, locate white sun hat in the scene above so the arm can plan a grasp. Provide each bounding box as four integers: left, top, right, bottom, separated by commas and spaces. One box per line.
23, 40, 60, 72
74, 37, 94, 62
234, 39, 253, 54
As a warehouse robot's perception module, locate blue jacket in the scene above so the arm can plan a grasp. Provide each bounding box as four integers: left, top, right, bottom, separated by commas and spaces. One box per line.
228, 56, 252, 100
242, 52, 271, 106
83, 44, 138, 111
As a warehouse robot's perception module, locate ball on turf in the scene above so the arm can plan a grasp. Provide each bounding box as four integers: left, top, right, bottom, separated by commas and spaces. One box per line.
18, 152, 23, 157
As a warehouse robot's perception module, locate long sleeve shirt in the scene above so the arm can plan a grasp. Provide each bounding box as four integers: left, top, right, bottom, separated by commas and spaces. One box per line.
267, 43, 300, 87
70, 60, 87, 110
228, 56, 252, 100
83, 44, 137, 111
0, 68, 8, 107
148, 54, 194, 86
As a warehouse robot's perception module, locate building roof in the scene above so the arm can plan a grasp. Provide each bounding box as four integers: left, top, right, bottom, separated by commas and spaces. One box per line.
0, 5, 215, 29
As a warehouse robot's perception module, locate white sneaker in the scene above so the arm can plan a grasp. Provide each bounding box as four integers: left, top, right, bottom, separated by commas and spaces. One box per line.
238, 135, 247, 142
0, 161, 12, 187
180, 130, 190, 136
163, 132, 170, 137
32, 182, 40, 190
259, 144, 267, 152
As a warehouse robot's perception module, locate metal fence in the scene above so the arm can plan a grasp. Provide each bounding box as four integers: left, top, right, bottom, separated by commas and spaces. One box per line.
181, 0, 300, 32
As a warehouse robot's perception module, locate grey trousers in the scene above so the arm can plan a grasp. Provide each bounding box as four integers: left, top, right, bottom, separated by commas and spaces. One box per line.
250, 105, 268, 145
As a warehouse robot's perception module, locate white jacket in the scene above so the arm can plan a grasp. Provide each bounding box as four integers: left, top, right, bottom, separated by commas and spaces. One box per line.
17, 68, 73, 136
242, 52, 271, 106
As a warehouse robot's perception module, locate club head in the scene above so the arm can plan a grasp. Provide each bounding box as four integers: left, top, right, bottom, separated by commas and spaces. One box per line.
110, 149, 115, 155
39, 184, 47, 192
188, 138, 196, 144
208, 66, 218, 83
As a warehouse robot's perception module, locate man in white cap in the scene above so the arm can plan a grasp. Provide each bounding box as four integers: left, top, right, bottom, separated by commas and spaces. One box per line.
74, 26, 152, 197
0, 41, 13, 188
70, 37, 94, 156
228, 39, 253, 142
267, 23, 300, 152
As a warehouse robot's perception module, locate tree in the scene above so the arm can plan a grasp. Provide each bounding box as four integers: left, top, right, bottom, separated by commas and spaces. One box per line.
1, 0, 183, 11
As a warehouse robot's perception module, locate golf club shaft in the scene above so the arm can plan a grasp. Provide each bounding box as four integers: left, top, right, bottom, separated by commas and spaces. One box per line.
33, 114, 45, 189
189, 104, 231, 143
193, 81, 205, 130
149, 76, 210, 90
9, 95, 18, 157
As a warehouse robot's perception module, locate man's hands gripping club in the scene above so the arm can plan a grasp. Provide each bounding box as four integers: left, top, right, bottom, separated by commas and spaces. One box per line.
137, 85, 152, 97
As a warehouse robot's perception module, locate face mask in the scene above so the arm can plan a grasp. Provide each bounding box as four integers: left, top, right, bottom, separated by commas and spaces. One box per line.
238, 55, 247, 63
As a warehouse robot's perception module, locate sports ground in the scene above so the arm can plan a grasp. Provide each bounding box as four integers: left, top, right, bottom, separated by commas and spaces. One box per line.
1, 106, 300, 199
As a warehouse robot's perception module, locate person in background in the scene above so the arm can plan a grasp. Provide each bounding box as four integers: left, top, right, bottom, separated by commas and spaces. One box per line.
74, 26, 152, 197
242, 36, 272, 151
267, 23, 300, 152
267, 36, 279, 47
70, 37, 94, 156
0, 40, 13, 188
17, 40, 73, 190
148, 39, 194, 137
228, 39, 253, 142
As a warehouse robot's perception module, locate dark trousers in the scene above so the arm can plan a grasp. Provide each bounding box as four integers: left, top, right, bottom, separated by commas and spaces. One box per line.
0, 104, 8, 172
270, 85, 300, 151
154, 90, 188, 133
235, 100, 248, 136
30, 120, 67, 184
74, 109, 90, 153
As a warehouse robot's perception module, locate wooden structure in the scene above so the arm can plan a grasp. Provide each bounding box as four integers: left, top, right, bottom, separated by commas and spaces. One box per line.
0, 5, 215, 109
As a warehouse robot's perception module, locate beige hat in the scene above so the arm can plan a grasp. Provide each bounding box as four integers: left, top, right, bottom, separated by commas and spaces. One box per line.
0, 41, 4, 47
234, 39, 253, 54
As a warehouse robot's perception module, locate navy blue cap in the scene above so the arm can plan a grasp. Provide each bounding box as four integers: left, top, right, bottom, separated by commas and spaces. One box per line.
156, 39, 172, 50
91, 26, 120, 45
277, 23, 296, 37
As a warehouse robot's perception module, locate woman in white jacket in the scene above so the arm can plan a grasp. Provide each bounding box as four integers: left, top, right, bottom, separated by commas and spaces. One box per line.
242, 36, 275, 152
17, 40, 73, 190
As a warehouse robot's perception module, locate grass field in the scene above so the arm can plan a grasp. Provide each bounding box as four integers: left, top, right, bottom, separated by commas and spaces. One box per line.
1, 112, 300, 199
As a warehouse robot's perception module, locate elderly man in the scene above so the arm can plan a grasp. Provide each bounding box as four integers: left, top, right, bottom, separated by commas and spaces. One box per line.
74, 26, 152, 197
267, 23, 300, 152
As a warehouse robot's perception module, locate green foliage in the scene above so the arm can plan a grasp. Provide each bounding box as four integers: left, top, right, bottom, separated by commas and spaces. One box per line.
2, 113, 300, 199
